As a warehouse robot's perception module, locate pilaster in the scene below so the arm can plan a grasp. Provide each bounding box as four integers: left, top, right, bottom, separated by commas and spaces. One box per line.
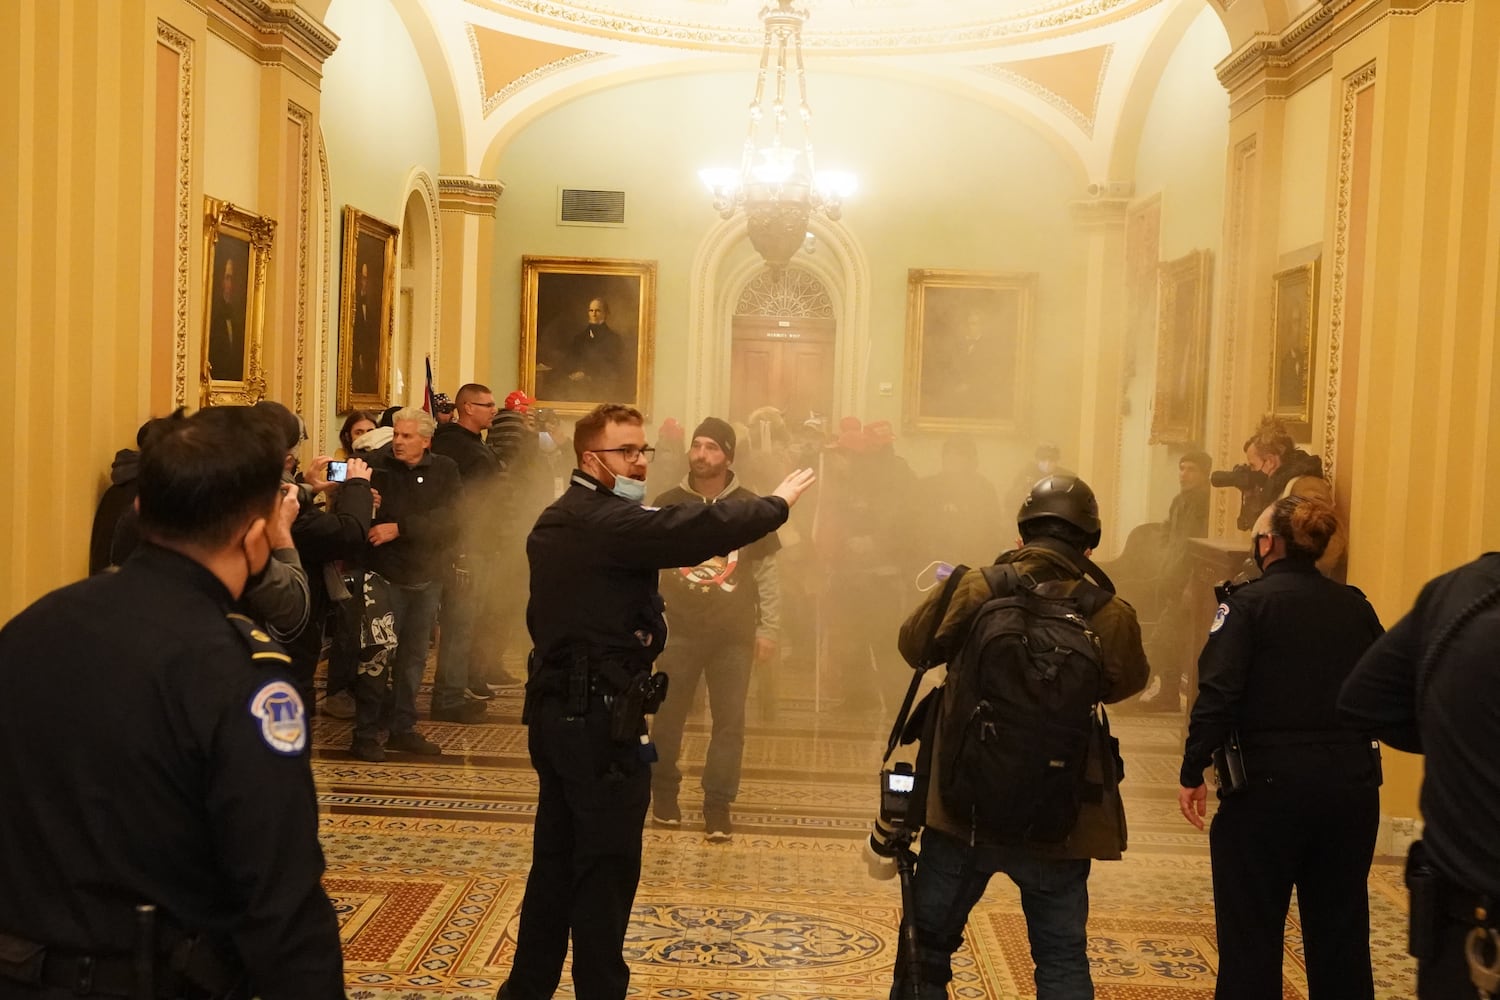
438, 174, 503, 390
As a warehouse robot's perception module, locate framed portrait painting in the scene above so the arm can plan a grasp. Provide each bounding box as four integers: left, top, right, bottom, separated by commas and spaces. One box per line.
902, 268, 1035, 432
1149, 249, 1215, 446
200, 198, 275, 407
1271, 258, 1320, 438
337, 207, 400, 413
520, 256, 657, 416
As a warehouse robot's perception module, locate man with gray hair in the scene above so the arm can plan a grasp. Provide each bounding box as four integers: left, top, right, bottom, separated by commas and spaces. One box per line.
356, 407, 461, 760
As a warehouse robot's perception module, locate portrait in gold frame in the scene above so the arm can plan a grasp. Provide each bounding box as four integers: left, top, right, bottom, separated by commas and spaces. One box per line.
519, 255, 657, 416
200, 198, 275, 407
902, 268, 1035, 432
337, 207, 400, 414
1149, 249, 1215, 446
1271, 258, 1321, 439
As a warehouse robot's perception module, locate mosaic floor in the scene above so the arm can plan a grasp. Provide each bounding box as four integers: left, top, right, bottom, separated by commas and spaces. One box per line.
312, 658, 1416, 999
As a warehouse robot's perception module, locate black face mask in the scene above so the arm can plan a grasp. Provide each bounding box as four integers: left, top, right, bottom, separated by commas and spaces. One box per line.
1250, 533, 1269, 573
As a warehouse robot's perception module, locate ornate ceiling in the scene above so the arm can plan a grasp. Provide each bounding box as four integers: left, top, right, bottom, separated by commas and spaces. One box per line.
457, 0, 1168, 52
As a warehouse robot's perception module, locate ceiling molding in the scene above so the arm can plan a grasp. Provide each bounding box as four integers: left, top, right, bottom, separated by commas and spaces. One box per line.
980, 44, 1113, 137
466, 23, 608, 115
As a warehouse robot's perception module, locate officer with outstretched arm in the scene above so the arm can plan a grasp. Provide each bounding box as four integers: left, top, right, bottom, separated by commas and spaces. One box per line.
496, 403, 815, 1000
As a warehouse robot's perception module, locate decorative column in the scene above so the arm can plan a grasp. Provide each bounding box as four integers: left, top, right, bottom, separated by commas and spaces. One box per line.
437, 175, 503, 390
1069, 194, 1130, 557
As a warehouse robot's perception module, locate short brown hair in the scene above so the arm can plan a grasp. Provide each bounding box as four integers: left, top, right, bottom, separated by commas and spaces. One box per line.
455, 382, 492, 406
573, 403, 643, 463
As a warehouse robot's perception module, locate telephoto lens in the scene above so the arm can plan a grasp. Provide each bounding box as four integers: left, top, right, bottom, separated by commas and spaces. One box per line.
864, 818, 901, 881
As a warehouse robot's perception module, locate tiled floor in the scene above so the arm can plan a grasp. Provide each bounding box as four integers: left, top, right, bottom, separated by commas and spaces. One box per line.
313, 662, 1416, 999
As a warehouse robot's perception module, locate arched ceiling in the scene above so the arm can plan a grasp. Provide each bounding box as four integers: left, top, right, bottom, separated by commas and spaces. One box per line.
402, 0, 1231, 182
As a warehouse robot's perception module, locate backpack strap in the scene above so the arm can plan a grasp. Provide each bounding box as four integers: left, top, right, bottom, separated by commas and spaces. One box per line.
884, 564, 970, 759
984, 559, 1113, 621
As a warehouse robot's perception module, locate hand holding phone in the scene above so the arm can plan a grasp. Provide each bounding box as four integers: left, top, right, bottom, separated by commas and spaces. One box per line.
327, 460, 349, 483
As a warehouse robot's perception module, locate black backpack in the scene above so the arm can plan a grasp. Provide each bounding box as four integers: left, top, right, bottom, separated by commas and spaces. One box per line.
937, 563, 1112, 844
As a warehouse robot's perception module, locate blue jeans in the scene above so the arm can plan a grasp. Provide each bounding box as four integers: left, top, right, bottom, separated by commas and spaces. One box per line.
387, 580, 442, 734
650, 636, 753, 805
892, 828, 1094, 1000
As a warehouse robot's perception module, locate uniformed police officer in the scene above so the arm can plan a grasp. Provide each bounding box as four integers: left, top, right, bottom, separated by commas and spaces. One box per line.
1338, 552, 1500, 999
1178, 494, 1383, 999
497, 403, 815, 1000
0, 406, 346, 999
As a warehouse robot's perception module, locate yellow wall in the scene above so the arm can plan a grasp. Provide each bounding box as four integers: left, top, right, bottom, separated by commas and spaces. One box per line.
1121, 7, 1231, 529
487, 70, 1094, 480
203, 34, 262, 211
1277, 71, 1331, 255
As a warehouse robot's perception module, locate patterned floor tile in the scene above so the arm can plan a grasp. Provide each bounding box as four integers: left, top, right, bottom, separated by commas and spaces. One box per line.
312, 667, 1414, 998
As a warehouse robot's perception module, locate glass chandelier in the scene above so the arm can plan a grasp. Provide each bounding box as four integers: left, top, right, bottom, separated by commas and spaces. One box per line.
699, 0, 856, 269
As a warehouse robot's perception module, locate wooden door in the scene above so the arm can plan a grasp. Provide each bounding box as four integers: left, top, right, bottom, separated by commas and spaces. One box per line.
729, 316, 836, 423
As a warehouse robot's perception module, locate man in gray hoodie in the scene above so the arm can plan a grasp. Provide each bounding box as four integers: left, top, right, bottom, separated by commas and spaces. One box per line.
649, 417, 781, 841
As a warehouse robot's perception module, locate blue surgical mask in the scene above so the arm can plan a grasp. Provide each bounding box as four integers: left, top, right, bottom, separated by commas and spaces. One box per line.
611, 474, 647, 504
538, 431, 557, 453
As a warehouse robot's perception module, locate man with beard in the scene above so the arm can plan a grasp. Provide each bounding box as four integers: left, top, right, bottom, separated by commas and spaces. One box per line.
649, 418, 782, 841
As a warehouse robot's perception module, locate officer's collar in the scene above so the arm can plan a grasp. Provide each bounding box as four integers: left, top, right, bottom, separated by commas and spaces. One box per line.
1262, 556, 1320, 576
127, 542, 237, 606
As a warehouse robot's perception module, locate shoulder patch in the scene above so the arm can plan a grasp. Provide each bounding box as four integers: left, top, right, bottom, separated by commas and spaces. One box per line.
249, 680, 307, 755
1209, 602, 1231, 634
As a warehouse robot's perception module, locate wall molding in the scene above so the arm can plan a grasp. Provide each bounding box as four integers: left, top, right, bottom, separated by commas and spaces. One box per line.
317, 132, 332, 448
157, 20, 194, 410
1324, 61, 1378, 488
206, 0, 337, 85
288, 101, 313, 425
438, 174, 505, 216
1212, 134, 1258, 537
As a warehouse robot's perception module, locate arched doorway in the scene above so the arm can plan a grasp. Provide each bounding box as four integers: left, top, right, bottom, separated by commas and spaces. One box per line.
728, 266, 837, 424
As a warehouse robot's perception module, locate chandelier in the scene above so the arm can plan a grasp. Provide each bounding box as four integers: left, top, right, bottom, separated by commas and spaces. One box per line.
699, 0, 856, 269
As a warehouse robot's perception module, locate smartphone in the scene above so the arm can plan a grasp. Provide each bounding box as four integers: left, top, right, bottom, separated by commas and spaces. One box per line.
327, 460, 348, 483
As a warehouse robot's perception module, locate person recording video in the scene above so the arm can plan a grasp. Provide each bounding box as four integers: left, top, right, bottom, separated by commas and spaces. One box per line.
875, 476, 1148, 1000
1177, 494, 1384, 1000
1211, 416, 1324, 530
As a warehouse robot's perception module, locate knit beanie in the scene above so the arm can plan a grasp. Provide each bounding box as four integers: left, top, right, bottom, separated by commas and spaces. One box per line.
691, 417, 736, 459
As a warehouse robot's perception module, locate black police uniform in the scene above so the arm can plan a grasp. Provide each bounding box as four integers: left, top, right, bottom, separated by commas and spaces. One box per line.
0, 545, 345, 999
1180, 556, 1384, 1000
1338, 552, 1500, 999
500, 470, 789, 1000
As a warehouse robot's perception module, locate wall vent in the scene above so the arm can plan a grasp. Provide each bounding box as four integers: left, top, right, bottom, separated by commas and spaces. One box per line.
558, 188, 625, 227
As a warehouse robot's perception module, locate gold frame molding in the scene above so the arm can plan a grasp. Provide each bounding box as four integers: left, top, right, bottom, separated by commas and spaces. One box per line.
337, 206, 400, 414
519, 255, 658, 417
1150, 248, 1214, 446
1270, 257, 1321, 439
200, 198, 275, 407
901, 267, 1035, 433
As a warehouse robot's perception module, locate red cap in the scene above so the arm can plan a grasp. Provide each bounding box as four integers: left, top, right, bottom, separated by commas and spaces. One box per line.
504, 390, 533, 413
866, 420, 895, 445
838, 416, 863, 434
659, 418, 684, 442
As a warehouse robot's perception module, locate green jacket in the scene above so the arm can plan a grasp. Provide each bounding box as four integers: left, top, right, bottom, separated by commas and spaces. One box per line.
898, 542, 1150, 860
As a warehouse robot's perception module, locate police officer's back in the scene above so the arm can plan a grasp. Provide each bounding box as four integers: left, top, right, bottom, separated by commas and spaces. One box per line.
1339, 551, 1500, 998
0, 406, 345, 999
1178, 495, 1383, 1000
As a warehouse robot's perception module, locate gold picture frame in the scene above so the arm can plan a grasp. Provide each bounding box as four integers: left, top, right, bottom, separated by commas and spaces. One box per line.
1149, 249, 1215, 446
337, 206, 400, 413
200, 198, 275, 407
902, 268, 1035, 432
520, 255, 658, 416
1271, 258, 1321, 438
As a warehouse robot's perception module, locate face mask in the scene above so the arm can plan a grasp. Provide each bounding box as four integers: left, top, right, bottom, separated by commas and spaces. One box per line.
241, 521, 272, 594
587, 452, 647, 505
1250, 533, 1269, 572
538, 431, 556, 453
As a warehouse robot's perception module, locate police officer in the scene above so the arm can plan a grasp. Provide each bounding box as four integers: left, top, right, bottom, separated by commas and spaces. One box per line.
0, 406, 345, 998
1338, 552, 1500, 999
1178, 494, 1383, 1000
497, 403, 815, 1000
889, 475, 1149, 1000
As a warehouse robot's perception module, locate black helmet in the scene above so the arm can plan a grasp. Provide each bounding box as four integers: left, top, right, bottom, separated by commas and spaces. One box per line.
1017, 474, 1102, 547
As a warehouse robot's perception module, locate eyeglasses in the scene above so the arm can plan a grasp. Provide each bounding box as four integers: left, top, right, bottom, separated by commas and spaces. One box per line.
468, 400, 497, 409
593, 446, 656, 464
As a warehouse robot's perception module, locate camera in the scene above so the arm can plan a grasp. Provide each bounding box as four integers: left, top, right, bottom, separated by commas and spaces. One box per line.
879, 762, 917, 830
327, 460, 348, 483
1209, 463, 1267, 492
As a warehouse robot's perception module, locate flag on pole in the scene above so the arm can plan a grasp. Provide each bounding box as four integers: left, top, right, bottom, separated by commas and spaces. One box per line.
423, 357, 435, 415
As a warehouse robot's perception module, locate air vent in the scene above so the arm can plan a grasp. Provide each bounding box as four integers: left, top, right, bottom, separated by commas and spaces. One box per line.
558, 188, 625, 227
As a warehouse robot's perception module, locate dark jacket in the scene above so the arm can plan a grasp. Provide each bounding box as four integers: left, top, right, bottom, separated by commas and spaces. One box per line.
0, 545, 344, 997
283, 478, 375, 671
367, 449, 461, 585
1181, 557, 1384, 788
432, 422, 500, 488
654, 472, 782, 642
527, 470, 788, 666
1338, 553, 1500, 896
88, 449, 140, 574
898, 541, 1149, 860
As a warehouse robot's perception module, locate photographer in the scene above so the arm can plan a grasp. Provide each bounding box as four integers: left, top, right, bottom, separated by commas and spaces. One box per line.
884, 476, 1148, 1000
1214, 416, 1324, 531
1177, 494, 1384, 999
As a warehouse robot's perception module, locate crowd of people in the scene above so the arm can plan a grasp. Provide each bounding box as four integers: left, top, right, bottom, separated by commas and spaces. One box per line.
2, 400, 1494, 1000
